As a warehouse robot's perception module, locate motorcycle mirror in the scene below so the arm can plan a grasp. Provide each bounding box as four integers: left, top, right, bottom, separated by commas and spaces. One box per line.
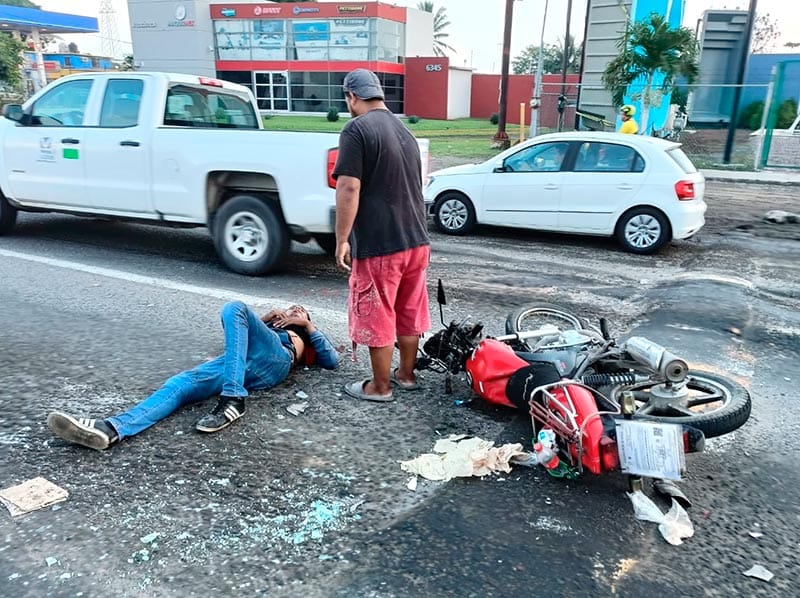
437, 279, 447, 305
437, 279, 447, 326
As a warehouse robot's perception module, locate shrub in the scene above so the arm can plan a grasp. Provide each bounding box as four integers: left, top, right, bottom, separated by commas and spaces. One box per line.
776, 99, 798, 129
489, 112, 499, 125
738, 101, 764, 130
671, 87, 688, 110
408, 115, 420, 124
326, 107, 340, 122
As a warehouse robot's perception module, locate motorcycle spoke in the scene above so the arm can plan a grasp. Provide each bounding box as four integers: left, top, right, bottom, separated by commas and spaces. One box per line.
635, 403, 657, 416
686, 391, 724, 407
664, 404, 697, 417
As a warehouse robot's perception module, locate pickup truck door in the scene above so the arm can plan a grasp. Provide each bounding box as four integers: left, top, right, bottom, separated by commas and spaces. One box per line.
2, 79, 93, 207
82, 78, 153, 215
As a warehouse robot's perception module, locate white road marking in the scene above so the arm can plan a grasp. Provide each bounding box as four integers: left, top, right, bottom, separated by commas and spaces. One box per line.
0, 248, 348, 324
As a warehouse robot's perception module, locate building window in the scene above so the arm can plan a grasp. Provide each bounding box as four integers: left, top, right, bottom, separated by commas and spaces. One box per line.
215, 20, 251, 60
252, 20, 287, 60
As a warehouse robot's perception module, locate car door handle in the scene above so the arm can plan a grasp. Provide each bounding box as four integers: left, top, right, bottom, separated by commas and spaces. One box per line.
120, 140, 141, 147
61, 138, 80, 145
617, 183, 634, 190
544, 184, 559, 190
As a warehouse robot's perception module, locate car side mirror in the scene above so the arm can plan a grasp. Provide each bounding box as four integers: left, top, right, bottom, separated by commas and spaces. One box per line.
2, 104, 24, 123
493, 161, 506, 173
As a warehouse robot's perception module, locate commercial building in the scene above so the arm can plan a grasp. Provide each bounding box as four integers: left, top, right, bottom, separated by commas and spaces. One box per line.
128, 1, 433, 114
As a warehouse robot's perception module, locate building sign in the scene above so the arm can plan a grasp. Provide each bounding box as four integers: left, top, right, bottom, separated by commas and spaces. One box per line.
253, 6, 281, 16
168, 4, 196, 28
131, 21, 158, 29
293, 6, 321, 15
338, 5, 367, 14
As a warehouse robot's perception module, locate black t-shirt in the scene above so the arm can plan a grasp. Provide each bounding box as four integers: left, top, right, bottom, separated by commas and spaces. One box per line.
332, 109, 430, 259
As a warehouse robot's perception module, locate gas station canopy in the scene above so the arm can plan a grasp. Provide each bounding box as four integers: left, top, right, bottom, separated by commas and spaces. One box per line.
0, 5, 98, 35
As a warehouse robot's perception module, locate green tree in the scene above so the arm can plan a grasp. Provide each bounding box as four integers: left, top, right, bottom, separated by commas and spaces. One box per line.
602, 13, 699, 134
417, 1, 455, 57
752, 13, 779, 54
0, 1, 41, 7
512, 36, 582, 75
0, 32, 25, 87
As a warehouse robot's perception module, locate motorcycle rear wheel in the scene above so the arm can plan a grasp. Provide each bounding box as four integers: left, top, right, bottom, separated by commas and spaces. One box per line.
610, 370, 751, 438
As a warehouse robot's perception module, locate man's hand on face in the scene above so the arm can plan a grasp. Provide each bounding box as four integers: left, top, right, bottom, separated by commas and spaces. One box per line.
272, 305, 316, 332
261, 308, 287, 324
336, 241, 352, 273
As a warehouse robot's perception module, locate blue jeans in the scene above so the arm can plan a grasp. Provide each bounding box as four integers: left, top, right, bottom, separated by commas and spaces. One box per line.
108, 301, 293, 439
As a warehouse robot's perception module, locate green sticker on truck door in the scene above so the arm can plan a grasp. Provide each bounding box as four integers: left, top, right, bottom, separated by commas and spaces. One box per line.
62, 148, 79, 160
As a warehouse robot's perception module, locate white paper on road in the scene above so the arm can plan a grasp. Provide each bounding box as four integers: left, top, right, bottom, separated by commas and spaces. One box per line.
616, 420, 685, 481
0, 477, 68, 517
400, 435, 526, 481
743, 565, 774, 582
627, 492, 694, 546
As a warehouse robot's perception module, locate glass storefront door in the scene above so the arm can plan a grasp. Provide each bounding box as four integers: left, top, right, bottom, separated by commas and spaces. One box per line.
254, 72, 289, 112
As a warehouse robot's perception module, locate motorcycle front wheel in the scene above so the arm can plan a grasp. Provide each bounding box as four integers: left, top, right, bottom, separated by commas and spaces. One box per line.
610, 370, 751, 438
505, 304, 598, 351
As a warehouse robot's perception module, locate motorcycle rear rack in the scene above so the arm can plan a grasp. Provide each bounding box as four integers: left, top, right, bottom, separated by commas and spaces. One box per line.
528, 380, 621, 474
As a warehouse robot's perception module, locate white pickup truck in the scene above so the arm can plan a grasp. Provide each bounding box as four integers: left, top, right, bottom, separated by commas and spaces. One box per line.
0, 72, 428, 275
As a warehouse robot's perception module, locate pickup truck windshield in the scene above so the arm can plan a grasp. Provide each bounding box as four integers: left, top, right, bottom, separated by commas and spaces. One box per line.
163, 84, 259, 129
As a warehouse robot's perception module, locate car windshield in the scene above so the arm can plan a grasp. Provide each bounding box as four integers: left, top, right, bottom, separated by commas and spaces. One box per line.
665, 147, 698, 174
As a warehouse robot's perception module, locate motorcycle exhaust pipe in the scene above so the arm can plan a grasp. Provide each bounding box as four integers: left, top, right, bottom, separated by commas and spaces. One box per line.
623, 337, 689, 383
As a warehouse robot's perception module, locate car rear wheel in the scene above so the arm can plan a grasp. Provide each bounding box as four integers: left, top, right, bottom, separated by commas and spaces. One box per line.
0, 191, 17, 235
213, 194, 289, 275
616, 206, 671, 254
434, 192, 476, 235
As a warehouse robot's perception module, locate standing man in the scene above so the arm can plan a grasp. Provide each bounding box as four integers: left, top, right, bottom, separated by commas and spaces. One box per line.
333, 68, 430, 403
618, 104, 639, 134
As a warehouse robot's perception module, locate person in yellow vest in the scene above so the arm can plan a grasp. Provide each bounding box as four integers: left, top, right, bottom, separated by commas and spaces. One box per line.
618, 104, 639, 134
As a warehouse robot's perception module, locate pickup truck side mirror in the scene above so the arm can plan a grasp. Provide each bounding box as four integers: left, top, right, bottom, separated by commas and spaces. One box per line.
2, 104, 24, 123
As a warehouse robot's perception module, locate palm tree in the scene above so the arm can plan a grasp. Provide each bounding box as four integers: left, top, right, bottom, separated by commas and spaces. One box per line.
417, 1, 455, 57
602, 13, 699, 134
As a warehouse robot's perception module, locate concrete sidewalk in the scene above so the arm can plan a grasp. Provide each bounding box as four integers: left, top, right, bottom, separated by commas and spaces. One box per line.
702, 168, 800, 185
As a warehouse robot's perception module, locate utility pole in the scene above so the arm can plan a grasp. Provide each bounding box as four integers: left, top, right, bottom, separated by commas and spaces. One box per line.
723, 0, 757, 164
557, 0, 574, 131
530, 0, 549, 138
493, 0, 515, 150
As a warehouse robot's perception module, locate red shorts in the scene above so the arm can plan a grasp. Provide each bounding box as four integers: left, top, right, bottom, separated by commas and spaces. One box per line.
349, 245, 431, 347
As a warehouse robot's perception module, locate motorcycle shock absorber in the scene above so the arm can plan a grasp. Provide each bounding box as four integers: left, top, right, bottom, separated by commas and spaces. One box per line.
580, 372, 640, 388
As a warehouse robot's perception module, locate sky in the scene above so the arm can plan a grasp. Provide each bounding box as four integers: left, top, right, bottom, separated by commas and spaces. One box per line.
34, 0, 800, 70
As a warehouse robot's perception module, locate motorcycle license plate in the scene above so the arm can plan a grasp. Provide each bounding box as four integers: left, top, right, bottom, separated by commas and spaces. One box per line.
615, 420, 686, 481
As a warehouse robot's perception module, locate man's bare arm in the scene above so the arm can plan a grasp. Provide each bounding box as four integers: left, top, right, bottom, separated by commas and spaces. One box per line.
335, 175, 361, 272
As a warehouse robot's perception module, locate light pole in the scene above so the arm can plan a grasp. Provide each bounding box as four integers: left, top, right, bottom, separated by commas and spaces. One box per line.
723, 0, 757, 164
558, 0, 573, 131
530, 0, 549, 138
493, 0, 516, 149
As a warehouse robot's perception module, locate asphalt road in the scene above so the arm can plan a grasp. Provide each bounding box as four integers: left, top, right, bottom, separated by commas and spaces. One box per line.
1, 181, 798, 597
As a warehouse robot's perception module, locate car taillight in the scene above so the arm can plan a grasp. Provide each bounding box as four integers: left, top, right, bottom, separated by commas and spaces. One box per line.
199, 77, 224, 87
675, 180, 695, 201
327, 148, 339, 189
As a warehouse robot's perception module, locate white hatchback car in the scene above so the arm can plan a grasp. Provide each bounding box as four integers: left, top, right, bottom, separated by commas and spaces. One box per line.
424, 132, 706, 254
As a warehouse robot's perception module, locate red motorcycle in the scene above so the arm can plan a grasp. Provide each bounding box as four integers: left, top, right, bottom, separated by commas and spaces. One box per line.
416, 281, 752, 477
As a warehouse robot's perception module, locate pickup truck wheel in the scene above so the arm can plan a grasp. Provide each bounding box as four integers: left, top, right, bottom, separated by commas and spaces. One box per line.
0, 192, 18, 235
214, 195, 289, 275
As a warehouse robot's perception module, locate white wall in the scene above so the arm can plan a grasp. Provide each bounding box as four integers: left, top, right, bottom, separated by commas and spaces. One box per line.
128, 0, 216, 76
404, 7, 434, 58
447, 66, 472, 119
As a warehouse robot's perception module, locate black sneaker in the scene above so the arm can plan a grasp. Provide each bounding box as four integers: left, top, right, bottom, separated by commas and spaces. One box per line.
47, 412, 119, 451
195, 397, 246, 433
